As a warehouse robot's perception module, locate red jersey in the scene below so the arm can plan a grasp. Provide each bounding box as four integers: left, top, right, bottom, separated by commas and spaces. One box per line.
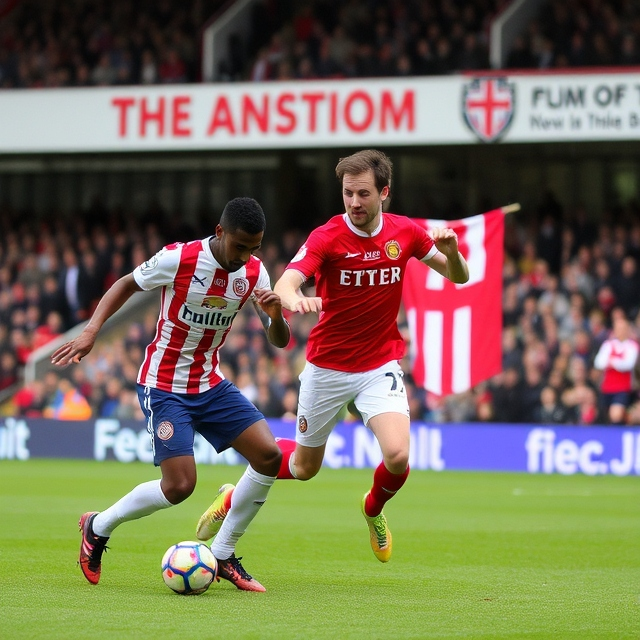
287, 213, 436, 372
593, 336, 639, 394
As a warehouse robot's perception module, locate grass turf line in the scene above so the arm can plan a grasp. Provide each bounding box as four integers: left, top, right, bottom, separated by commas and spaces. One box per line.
0, 459, 638, 639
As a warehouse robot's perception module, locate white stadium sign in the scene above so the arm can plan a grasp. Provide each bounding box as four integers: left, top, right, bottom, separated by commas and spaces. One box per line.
0, 71, 639, 152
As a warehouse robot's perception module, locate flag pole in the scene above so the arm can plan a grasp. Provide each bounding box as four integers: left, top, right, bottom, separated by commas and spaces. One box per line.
500, 203, 521, 215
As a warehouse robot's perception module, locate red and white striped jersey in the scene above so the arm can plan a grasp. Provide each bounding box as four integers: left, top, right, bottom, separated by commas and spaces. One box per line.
287, 213, 436, 373
133, 238, 269, 394
594, 337, 639, 394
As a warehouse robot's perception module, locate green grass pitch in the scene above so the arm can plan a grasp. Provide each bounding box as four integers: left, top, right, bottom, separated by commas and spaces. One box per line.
0, 460, 638, 639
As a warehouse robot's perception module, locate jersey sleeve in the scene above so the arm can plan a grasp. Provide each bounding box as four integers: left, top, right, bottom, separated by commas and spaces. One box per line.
411, 221, 437, 261
248, 263, 273, 301
132, 245, 181, 291
286, 228, 326, 281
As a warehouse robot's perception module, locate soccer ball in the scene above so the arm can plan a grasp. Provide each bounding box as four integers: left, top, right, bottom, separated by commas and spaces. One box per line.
161, 541, 218, 595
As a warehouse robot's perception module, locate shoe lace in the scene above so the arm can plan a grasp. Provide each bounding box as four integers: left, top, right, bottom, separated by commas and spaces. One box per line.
227, 555, 252, 581
88, 536, 109, 571
371, 516, 388, 546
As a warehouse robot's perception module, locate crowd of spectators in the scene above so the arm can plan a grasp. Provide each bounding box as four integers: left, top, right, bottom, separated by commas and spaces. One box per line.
0, 0, 225, 88
3, 193, 640, 426
220, 0, 503, 82
3, 0, 638, 91
505, 0, 640, 70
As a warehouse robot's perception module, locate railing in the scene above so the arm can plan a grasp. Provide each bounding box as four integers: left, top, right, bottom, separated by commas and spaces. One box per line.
23, 290, 160, 385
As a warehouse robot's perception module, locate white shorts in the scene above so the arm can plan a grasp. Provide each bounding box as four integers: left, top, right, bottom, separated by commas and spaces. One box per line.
296, 360, 410, 447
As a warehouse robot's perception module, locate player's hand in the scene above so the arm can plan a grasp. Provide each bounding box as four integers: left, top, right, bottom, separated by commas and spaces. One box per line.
253, 288, 284, 319
50, 331, 97, 366
431, 227, 459, 258
291, 296, 322, 314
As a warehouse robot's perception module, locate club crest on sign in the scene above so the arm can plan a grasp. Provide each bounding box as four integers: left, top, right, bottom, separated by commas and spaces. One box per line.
462, 77, 515, 143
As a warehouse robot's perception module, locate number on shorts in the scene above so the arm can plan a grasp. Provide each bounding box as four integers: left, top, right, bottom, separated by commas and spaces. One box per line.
385, 371, 405, 393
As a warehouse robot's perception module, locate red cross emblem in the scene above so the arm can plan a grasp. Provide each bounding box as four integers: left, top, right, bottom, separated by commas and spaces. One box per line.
462, 77, 515, 143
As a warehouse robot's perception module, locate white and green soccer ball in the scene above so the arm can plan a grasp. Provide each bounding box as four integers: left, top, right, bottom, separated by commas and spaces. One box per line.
161, 541, 217, 595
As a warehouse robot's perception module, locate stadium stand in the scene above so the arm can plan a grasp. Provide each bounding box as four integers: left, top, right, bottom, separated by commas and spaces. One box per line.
504, 0, 640, 69
3, 0, 638, 88
1, 0, 640, 425
2, 192, 640, 425
0, 0, 226, 87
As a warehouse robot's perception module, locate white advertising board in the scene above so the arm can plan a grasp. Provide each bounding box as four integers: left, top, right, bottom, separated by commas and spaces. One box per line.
0, 70, 639, 153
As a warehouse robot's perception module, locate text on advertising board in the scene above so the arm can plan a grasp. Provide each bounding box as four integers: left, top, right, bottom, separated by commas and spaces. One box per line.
111, 90, 415, 138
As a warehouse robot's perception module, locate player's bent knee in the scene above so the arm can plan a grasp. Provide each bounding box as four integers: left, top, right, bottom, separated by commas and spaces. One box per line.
293, 461, 321, 481
253, 446, 282, 477
384, 450, 409, 474
163, 479, 196, 504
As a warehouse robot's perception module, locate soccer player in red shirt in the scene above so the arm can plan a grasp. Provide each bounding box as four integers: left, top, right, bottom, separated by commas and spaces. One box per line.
593, 313, 639, 424
196, 150, 469, 563
51, 198, 290, 591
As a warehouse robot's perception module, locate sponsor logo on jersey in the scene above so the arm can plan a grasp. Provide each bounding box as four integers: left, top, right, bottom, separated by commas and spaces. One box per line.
233, 278, 249, 296
339, 267, 402, 286
345, 251, 360, 258
191, 274, 207, 286
213, 276, 226, 288
182, 305, 236, 328
201, 295, 228, 309
384, 241, 402, 259
157, 421, 174, 440
363, 250, 380, 261
298, 416, 308, 433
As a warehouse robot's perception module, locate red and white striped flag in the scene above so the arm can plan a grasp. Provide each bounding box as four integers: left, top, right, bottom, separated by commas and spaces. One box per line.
402, 208, 505, 397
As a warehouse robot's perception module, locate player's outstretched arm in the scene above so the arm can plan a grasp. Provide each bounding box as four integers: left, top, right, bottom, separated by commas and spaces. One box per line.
274, 269, 322, 314
252, 288, 291, 348
51, 274, 143, 366
423, 227, 469, 284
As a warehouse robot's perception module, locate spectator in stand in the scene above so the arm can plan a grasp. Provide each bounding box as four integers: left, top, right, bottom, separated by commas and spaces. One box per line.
506, 34, 535, 68
490, 367, 525, 423
32, 311, 64, 351
535, 385, 570, 423
159, 48, 187, 83
59, 248, 83, 327
78, 250, 105, 320
139, 49, 159, 84
14, 379, 48, 417
91, 52, 118, 86
43, 376, 92, 420
593, 314, 640, 425
612, 256, 640, 320
0, 350, 18, 390
97, 377, 124, 418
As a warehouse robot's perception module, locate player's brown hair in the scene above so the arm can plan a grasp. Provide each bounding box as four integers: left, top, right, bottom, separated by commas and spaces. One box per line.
335, 149, 393, 193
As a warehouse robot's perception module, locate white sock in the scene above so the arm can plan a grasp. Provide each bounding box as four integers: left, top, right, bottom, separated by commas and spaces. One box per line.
92, 479, 172, 537
210, 466, 275, 560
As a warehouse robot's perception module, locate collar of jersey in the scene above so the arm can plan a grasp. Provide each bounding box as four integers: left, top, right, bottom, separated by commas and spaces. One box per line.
204, 236, 223, 268
342, 212, 383, 237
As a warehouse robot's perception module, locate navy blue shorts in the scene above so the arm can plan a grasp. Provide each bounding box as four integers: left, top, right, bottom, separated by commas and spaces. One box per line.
601, 391, 633, 409
137, 381, 265, 466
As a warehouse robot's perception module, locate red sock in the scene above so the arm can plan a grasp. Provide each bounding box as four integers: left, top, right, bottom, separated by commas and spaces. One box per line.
364, 462, 410, 517
275, 438, 297, 480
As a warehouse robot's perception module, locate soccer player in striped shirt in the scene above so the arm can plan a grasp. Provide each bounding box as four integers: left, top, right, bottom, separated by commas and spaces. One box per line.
196, 150, 469, 563
51, 197, 290, 592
